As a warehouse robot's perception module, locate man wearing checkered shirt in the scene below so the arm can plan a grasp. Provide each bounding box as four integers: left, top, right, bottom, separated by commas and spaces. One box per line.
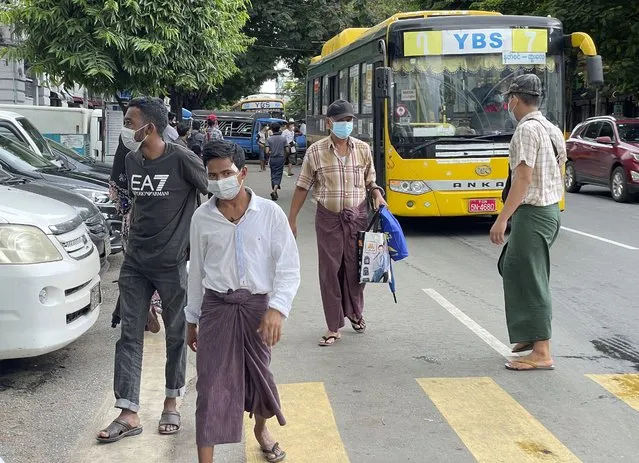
490, 74, 567, 372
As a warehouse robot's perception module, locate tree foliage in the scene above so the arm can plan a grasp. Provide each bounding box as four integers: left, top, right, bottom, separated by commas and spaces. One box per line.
0, 0, 251, 103
282, 79, 306, 120
464, 0, 639, 96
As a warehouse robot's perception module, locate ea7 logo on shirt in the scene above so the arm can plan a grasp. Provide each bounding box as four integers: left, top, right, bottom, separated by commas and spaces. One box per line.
130, 174, 170, 197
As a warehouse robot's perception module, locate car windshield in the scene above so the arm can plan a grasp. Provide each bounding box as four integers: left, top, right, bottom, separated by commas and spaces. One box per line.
618, 123, 639, 143
391, 54, 562, 158
0, 135, 56, 170
47, 138, 93, 164
16, 117, 56, 160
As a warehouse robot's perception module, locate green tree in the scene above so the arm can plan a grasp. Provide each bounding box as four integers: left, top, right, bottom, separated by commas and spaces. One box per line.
1, 0, 251, 111
283, 79, 307, 120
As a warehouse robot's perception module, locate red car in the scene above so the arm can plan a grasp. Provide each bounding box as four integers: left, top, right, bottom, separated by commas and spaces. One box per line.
565, 116, 639, 202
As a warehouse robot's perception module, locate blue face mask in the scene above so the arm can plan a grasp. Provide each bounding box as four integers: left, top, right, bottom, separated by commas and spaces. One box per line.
331, 120, 354, 139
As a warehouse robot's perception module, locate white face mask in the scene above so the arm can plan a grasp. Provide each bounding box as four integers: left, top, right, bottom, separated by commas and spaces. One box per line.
121, 125, 149, 152
507, 97, 519, 122
207, 173, 243, 200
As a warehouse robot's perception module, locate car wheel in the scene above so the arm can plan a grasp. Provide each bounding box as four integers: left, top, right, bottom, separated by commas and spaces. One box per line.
564, 161, 581, 193
611, 166, 631, 203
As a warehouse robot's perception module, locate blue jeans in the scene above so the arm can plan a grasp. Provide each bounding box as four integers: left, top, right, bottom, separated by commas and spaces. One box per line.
113, 259, 188, 411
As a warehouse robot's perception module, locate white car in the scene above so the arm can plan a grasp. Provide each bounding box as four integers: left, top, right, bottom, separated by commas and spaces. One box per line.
0, 185, 101, 360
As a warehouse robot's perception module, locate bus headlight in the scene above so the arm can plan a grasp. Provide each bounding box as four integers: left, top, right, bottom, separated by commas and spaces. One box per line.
0, 225, 62, 264
389, 180, 431, 195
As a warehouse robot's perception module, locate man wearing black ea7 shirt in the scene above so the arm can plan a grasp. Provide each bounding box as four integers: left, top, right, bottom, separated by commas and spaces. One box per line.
98, 97, 208, 443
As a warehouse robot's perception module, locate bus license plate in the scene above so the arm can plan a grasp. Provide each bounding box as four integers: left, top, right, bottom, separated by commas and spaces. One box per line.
90, 283, 101, 311
468, 199, 497, 213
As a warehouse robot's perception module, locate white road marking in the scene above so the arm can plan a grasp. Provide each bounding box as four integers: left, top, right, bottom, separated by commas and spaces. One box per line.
422, 288, 513, 359
560, 226, 638, 250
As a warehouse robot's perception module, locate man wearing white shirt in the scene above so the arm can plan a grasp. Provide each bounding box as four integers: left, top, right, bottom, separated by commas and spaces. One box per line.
281, 120, 296, 177
185, 139, 300, 463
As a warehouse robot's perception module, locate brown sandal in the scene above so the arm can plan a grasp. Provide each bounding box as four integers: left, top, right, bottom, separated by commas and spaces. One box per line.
158, 410, 181, 434
96, 419, 143, 443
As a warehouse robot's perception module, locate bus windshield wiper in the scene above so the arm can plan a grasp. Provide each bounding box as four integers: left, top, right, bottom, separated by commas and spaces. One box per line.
407, 137, 491, 156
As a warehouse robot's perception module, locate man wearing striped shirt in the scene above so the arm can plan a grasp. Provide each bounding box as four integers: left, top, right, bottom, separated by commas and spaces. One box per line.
288, 99, 386, 347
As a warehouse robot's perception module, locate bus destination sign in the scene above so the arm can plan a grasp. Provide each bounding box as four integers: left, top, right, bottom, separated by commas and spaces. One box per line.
404, 29, 548, 57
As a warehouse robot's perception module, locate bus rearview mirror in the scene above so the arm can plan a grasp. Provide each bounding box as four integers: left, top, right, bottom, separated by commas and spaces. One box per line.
586, 55, 604, 87
375, 67, 392, 99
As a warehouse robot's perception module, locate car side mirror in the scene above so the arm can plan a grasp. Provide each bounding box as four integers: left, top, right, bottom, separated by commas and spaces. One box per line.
595, 136, 613, 144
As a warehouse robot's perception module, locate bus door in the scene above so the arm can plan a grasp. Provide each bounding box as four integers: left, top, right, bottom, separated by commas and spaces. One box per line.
373, 61, 388, 189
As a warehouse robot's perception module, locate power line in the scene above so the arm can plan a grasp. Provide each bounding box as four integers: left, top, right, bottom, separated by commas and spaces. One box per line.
251, 44, 318, 53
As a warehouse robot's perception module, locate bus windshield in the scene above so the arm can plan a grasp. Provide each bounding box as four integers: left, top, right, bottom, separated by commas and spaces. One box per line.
390, 54, 562, 158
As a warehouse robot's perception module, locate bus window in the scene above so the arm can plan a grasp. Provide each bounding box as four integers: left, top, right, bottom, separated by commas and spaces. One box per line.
339, 70, 348, 100
313, 78, 320, 115
307, 82, 313, 114
322, 76, 329, 114
329, 75, 337, 105
361, 63, 373, 114
349, 65, 360, 113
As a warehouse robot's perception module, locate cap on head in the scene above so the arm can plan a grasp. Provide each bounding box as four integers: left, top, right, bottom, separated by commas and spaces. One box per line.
506, 74, 542, 97
327, 99, 355, 120
289, 118, 295, 123
207, 114, 218, 122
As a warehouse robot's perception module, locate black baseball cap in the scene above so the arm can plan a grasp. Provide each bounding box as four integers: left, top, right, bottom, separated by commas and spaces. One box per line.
327, 99, 355, 120
506, 74, 542, 97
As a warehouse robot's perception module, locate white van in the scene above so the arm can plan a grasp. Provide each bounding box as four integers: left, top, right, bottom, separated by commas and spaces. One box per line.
0, 185, 101, 360
0, 105, 103, 159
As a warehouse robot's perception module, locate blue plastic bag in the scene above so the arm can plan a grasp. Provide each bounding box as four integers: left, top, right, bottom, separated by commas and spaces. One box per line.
379, 206, 408, 261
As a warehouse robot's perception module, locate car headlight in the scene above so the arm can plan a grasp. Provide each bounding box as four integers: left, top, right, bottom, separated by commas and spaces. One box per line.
389, 180, 431, 195
0, 225, 63, 264
74, 188, 111, 205
631, 153, 639, 162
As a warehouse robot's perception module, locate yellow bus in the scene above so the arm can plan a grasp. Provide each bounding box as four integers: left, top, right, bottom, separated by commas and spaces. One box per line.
306, 10, 603, 217
231, 94, 286, 119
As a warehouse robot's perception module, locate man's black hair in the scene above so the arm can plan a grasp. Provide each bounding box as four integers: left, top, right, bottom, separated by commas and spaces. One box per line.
192, 120, 202, 131
127, 97, 168, 134
202, 139, 246, 169
512, 93, 541, 107
168, 111, 177, 120
270, 122, 281, 133
177, 121, 190, 137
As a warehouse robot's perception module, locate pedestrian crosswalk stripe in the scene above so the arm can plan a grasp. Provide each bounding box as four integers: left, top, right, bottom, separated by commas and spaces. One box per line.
417, 377, 581, 462
245, 382, 350, 462
586, 374, 639, 413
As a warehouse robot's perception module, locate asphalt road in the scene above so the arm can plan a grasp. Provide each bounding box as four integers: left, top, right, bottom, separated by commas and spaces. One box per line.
1, 171, 638, 463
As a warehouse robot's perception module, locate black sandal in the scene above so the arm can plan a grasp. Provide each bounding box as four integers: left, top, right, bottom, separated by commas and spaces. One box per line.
262, 442, 286, 462
348, 317, 366, 333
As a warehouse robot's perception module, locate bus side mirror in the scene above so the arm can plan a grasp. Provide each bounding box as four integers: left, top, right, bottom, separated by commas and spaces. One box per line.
586, 55, 604, 87
375, 67, 392, 99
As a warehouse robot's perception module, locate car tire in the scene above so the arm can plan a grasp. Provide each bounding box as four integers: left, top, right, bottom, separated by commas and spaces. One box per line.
564, 161, 581, 193
611, 166, 631, 203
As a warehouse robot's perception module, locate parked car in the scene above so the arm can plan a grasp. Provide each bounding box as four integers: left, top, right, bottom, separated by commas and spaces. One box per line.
46, 138, 111, 179
0, 185, 101, 360
0, 168, 111, 268
0, 110, 59, 161
0, 134, 122, 253
565, 116, 639, 202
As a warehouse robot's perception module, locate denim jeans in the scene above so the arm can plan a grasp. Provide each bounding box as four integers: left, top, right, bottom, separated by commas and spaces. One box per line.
113, 259, 188, 412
